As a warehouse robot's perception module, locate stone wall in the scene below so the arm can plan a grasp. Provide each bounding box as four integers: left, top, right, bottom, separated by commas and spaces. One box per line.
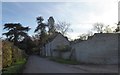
72, 33, 118, 64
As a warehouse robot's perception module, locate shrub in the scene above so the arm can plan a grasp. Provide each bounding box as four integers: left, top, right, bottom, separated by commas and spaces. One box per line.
2, 58, 27, 74
53, 45, 71, 58
12, 46, 26, 62
2, 40, 27, 68
54, 45, 71, 52
2, 41, 13, 68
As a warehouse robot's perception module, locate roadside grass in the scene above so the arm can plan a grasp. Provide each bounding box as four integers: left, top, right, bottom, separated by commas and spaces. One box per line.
48, 57, 105, 65
2, 58, 26, 75
0, 55, 1, 75
49, 57, 79, 65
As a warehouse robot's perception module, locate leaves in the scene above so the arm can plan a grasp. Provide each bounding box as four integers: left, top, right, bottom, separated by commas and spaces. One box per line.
34, 16, 48, 46
3, 23, 30, 45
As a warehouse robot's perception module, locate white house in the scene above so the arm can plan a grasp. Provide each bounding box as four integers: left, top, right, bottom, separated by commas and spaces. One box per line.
44, 32, 70, 57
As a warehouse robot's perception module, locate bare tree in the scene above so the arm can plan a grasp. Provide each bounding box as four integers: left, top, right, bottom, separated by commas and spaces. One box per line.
78, 33, 88, 40
93, 23, 104, 33
115, 21, 120, 32
103, 25, 113, 33
55, 21, 72, 35
78, 31, 94, 40
87, 31, 94, 36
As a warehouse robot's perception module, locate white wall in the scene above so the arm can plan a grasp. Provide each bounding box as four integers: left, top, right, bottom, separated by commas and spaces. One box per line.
45, 34, 70, 56
72, 33, 118, 64
51, 34, 70, 49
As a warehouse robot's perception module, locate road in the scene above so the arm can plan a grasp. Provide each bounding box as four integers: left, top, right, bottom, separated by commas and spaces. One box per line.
23, 55, 87, 73
23, 55, 118, 73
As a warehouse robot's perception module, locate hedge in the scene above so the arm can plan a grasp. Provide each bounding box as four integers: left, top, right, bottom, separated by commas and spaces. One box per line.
2, 41, 12, 68
2, 40, 26, 68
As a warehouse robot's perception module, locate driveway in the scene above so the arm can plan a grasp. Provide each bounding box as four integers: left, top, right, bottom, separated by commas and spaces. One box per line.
23, 55, 118, 73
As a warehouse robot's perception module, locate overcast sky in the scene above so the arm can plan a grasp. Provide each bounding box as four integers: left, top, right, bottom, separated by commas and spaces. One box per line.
1, 0, 119, 39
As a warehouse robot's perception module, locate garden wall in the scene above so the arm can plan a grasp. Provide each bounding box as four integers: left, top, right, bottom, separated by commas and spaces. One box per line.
72, 33, 118, 64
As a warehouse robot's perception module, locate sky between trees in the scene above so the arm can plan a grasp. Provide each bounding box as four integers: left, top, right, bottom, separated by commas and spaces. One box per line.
1, 0, 119, 39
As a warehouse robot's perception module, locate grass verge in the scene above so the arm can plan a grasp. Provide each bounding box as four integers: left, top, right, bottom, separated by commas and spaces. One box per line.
2, 58, 26, 75
49, 57, 79, 65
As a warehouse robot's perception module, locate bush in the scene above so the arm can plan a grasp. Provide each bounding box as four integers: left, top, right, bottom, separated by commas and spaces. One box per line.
2, 41, 13, 68
12, 46, 26, 63
2, 58, 26, 74
53, 45, 71, 58
54, 45, 71, 52
2, 40, 27, 68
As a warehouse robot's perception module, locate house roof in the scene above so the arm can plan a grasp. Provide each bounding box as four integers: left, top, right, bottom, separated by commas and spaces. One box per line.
46, 32, 69, 43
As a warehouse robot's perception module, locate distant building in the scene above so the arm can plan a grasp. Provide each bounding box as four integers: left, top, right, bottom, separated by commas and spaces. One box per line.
43, 32, 70, 56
